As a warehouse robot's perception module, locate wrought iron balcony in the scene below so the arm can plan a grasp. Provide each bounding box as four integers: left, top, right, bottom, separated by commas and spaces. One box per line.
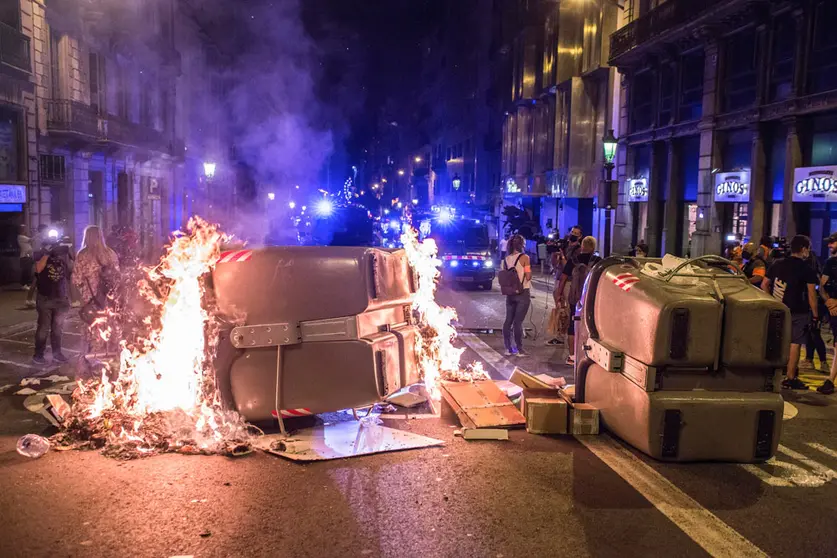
45, 100, 101, 138
104, 115, 165, 150
610, 0, 727, 62
0, 22, 31, 72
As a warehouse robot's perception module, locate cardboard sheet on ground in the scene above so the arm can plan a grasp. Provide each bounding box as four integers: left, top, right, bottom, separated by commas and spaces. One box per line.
441, 380, 525, 429
255, 421, 444, 461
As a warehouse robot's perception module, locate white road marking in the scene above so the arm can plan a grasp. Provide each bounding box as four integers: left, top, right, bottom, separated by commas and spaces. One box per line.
778, 444, 837, 483
471, 333, 767, 557
739, 464, 794, 487
580, 435, 768, 558
807, 442, 837, 461
457, 332, 516, 380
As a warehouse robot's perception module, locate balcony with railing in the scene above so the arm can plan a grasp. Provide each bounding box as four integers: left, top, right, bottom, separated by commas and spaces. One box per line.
104, 115, 166, 150
609, 0, 728, 62
45, 100, 101, 138
0, 21, 31, 73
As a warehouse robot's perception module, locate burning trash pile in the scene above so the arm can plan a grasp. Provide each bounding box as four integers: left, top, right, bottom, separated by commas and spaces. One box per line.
400, 226, 488, 401
51, 218, 255, 459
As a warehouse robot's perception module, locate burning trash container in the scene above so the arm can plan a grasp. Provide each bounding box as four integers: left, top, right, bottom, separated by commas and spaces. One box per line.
211, 246, 421, 427
574, 255, 788, 462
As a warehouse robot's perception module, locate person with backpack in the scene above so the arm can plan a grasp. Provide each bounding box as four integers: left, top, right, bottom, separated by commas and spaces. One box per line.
556, 236, 600, 366
32, 233, 74, 364
73, 225, 120, 352
498, 234, 532, 357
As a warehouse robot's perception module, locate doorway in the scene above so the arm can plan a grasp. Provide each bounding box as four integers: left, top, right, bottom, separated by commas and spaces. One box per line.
88, 170, 104, 227
117, 172, 130, 227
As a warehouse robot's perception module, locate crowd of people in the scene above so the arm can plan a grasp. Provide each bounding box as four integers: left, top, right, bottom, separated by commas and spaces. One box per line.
497, 224, 837, 396
16, 224, 137, 365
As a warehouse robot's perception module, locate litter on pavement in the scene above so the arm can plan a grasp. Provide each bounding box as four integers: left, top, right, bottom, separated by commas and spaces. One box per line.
454, 428, 509, 441
255, 420, 444, 461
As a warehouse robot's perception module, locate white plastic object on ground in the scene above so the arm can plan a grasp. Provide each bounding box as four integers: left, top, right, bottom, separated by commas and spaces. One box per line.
16, 434, 50, 458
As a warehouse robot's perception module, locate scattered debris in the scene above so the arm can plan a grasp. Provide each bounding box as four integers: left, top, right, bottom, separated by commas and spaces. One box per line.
14, 387, 37, 396
41, 382, 77, 395
534, 373, 567, 389
569, 403, 600, 435
509, 368, 554, 390
0, 383, 16, 393
20, 378, 41, 387
455, 428, 509, 441
257, 420, 444, 462
199, 531, 212, 538
23, 394, 72, 427
16, 434, 51, 458
494, 380, 523, 400
386, 387, 428, 408
440, 380, 525, 429
43, 375, 71, 383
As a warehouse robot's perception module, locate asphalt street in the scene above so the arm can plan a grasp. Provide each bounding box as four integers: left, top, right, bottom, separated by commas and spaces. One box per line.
1, 285, 837, 558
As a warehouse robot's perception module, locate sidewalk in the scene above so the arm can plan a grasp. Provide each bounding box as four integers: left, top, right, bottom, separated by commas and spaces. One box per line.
0, 288, 37, 331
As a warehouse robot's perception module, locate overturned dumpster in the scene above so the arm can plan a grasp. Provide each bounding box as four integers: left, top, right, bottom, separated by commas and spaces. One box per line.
574, 255, 789, 463
211, 247, 421, 427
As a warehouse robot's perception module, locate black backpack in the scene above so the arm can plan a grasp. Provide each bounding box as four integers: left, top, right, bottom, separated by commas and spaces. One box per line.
498, 254, 524, 296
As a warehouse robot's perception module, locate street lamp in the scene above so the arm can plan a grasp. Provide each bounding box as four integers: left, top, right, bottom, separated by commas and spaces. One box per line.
601, 129, 619, 257
203, 162, 217, 179
267, 192, 276, 201
397, 169, 405, 176
414, 156, 422, 164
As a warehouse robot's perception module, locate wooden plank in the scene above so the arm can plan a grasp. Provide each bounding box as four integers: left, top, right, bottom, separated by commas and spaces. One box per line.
440, 381, 525, 429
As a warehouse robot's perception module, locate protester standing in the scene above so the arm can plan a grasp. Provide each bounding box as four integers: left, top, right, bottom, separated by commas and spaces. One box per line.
557, 236, 600, 365
73, 226, 119, 352
816, 233, 837, 394
761, 235, 819, 390
32, 234, 73, 364
801, 248, 828, 370
501, 234, 532, 357
741, 242, 767, 286
499, 233, 509, 260
17, 225, 33, 289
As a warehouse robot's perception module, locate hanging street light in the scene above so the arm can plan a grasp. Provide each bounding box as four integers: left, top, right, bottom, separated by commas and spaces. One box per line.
203, 162, 217, 179
600, 129, 619, 258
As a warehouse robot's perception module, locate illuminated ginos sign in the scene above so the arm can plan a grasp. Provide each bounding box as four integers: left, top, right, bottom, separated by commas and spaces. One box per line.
505, 178, 521, 194
714, 171, 750, 202
793, 166, 837, 202
627, 178, 648, 202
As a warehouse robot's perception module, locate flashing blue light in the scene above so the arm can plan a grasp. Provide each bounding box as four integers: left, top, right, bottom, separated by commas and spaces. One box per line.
384, 209, 390, 215
484, 260, 494, 269
475, 219, 480, 224
472, 261, 480, 268
315, 198, 335, 217
437, 208, 453, 224
450, 260, 459, 268
389, 219, 400, 230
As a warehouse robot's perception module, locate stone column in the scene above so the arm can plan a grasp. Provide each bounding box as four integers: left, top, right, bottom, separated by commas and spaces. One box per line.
782, 117, 802, 238
644, 141, 667, 256
691, 39, 720, 257
748, 124, 767, 242
613, 71, 633, 253
661, 139, 681, 255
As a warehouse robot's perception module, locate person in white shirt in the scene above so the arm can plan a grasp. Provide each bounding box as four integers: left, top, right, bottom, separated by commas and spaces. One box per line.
502, 234, 532, 357
499, 233, 509, 260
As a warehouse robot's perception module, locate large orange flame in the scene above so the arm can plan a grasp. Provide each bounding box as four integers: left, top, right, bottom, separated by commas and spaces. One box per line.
400, 226, 488, 400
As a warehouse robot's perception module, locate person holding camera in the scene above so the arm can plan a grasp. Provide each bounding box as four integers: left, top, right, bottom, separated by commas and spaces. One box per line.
32, 234, 74, 364
761, 235, 819, 390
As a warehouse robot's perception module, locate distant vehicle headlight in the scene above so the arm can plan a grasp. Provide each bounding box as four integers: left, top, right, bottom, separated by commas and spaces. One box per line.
484, 260, 494, 268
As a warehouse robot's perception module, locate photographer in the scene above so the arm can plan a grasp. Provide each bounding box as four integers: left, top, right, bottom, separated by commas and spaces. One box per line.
761, 235, 819, 390
32, 234, 74, 364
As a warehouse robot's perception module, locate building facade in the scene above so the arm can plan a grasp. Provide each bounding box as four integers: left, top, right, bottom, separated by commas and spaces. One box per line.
610, 0, 837, 258
0, 0, 227, 282
500, 0, 624, 250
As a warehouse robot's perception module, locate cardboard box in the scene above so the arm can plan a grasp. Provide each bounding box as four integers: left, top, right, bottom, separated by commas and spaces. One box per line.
570, 403, 600, 435
510, 368, 555, 390
522, 389, 568, 435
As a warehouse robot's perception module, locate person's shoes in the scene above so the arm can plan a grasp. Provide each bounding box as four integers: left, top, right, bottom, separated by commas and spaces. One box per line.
565, 355, 576, 366
21, 285, 30, 291
546, 338, 563, 346
516, 350, 529, 357
32, 355, 47, 365
504, 349, 518, 357
799, 360, 815, 370
782, 377, 809, 390
24, 300, 35, 309
817, 379, 835, 395
52, 353, 69, 363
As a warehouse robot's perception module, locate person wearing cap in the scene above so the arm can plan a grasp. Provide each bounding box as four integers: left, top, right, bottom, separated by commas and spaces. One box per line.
741, 242, 766, 286
817, 232, 837, 394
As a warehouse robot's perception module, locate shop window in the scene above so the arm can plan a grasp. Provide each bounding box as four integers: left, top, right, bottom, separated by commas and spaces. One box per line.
808, 0, 837, 94
0, 107, 21, 182
678, 50, 704, 122
769, 16, 796, 102
0, 0, 20, 29
733, 204, 748, 237
723, 28, 759, 112
811, 129, 837, 166
631, 71, 655, 132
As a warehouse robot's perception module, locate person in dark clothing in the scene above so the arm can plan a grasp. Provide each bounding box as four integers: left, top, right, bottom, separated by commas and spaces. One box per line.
762, 235, 819, 390
32, 239, 73, 364
817, 232, 837, 394
802, 249, 828, 370
741, 242, 767, 286
557, 236, 600, 366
